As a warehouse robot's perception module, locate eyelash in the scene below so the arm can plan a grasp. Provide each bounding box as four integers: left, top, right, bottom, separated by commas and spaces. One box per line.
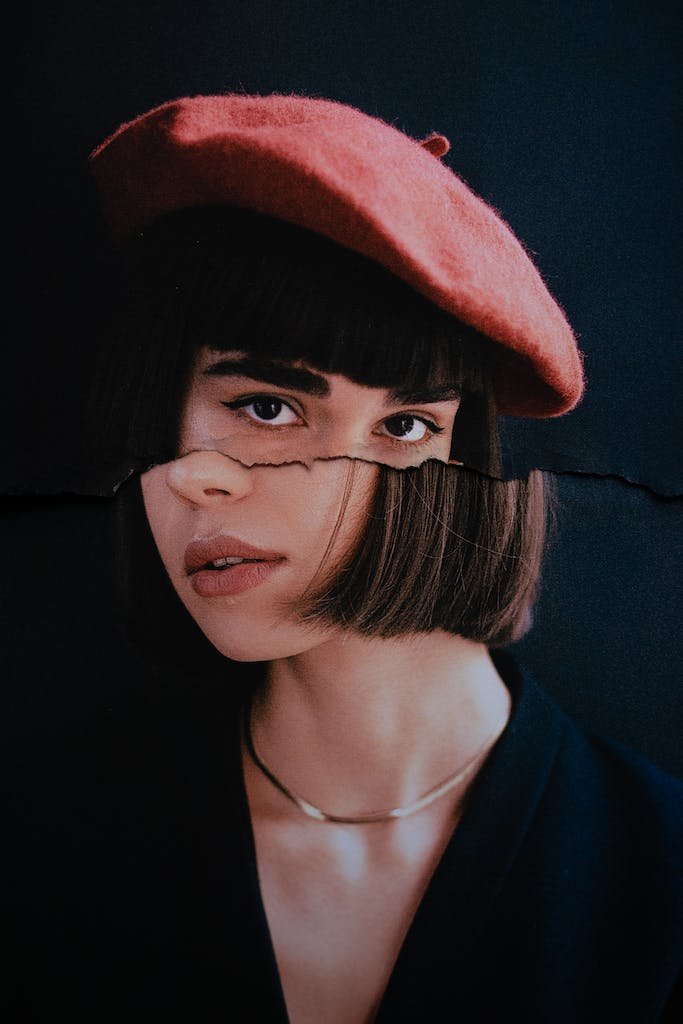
221, 395, 445, 448
381, 417, 445, 449
221, 395, 305, 428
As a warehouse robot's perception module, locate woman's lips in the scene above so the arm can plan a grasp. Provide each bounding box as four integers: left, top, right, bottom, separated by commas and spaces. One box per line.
184, 534, 285, 597
189, 559, 284, 597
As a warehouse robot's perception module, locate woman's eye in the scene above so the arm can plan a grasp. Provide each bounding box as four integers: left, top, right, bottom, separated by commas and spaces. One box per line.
222, 396, 300, 426
380, 415, 441, 443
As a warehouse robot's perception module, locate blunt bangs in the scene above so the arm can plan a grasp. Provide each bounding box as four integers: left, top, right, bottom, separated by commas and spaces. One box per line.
90, 205, 495, 471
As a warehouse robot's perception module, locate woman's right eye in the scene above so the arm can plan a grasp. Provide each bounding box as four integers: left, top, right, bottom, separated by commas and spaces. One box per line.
221, 396, 301, 426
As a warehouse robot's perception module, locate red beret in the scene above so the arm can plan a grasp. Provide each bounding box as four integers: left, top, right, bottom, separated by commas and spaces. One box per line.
90, 94, 584, 417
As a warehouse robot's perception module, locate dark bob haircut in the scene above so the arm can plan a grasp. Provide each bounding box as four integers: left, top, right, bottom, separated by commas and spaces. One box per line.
93, 205, 548, 655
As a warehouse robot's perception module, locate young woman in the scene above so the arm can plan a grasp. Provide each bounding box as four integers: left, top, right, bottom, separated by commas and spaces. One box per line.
8, 95, 682, 1022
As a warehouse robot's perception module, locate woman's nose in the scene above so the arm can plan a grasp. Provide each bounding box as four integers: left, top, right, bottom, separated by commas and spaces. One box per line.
165, 450, 254, 507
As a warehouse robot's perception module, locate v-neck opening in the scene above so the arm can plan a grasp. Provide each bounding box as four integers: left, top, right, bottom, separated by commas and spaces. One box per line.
225, 652, 566, 1023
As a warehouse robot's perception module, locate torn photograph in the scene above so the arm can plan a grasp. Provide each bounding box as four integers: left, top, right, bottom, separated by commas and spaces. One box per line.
3, 3, 681, 1021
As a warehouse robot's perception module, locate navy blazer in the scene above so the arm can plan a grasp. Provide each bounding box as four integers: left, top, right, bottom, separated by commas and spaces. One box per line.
5, 652, 682, 1021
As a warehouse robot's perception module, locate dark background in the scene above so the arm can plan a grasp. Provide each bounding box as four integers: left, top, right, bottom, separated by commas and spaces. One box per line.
4, 2, 682, 774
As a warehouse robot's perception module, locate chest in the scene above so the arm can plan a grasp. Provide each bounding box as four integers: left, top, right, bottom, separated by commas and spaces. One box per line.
250, 810, 460, 1024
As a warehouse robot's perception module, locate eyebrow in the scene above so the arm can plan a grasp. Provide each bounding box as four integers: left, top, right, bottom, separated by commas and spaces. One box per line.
391, 384, 461, 404
203, 357, 330, 396
202, 356, 461, 405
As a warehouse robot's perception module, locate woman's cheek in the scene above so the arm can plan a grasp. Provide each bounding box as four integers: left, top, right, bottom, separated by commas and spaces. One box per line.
303, 461, 379, 594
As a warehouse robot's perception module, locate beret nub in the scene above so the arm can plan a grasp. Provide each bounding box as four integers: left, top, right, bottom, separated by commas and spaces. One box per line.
90, 93, 585, 418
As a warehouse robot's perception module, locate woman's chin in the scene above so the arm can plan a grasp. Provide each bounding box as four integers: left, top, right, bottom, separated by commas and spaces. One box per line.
198, 620, 336, 664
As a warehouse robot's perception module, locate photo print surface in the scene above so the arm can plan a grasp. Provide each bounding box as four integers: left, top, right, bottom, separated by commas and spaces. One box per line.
4, 4, 681, 1021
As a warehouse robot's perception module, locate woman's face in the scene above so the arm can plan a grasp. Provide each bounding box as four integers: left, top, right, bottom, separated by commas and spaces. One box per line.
141, 345, 462, 661
177, 347, 462, 469
141, 448, 378, 662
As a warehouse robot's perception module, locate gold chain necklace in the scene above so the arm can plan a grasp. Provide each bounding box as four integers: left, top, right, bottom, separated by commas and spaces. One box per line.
243, 698, 503, 825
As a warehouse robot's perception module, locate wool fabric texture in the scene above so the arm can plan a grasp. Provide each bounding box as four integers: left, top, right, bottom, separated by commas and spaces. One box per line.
90, 94, 585, 417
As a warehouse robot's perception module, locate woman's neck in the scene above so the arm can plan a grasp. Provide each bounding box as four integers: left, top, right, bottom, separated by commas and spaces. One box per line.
248, 630, 511, 819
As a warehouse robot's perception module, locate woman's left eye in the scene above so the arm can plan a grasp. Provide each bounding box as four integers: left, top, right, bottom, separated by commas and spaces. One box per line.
379, 415, 443, 444
222, 396, 301, 426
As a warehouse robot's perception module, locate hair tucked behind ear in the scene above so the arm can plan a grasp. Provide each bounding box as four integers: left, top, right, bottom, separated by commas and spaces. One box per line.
86, 205, 496, 475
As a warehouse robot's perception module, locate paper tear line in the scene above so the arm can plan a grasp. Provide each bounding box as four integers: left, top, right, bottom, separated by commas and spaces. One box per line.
1, 459, 681, 501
